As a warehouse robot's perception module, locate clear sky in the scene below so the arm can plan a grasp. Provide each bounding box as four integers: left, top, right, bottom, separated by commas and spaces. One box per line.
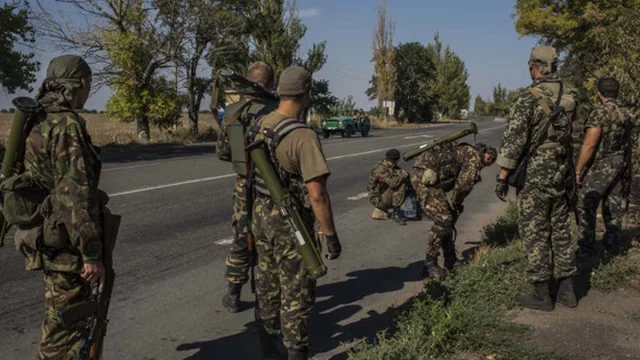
0, 0, 539, 111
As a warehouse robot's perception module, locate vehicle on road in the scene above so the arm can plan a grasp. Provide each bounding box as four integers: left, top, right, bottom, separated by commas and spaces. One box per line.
321, 116, 371, 138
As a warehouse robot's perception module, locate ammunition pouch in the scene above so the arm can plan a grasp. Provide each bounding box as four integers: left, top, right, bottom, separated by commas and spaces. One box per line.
0, 173, 48, 226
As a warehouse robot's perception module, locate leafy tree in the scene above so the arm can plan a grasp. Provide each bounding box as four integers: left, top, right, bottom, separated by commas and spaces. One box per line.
394, 42, 437, 122
514, 0, 640, 109
329, 95, 356, 117
473, 95, 486, 115
9, 108, 15, 113
310, 79, 338, 117
490, 83, 509, 115
0, 108, 8, 113
371, 0, 396, 121
428, 33, 470, 119
0, 2, 39, 93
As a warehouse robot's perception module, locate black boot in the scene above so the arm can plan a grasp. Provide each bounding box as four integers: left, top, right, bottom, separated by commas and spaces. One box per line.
515, 281, 553, 312
556, 277, 578, 308
443, 251, 463, 272
287, 347, 308, 360
222, 282, 242, 313
423, 255, 444, 279
259, 332, 283, 360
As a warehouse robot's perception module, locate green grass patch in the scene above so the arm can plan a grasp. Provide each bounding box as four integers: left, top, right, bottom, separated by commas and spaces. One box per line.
347, 203, 571, 360
590, 241, 640, 293
629, 309, 640, 323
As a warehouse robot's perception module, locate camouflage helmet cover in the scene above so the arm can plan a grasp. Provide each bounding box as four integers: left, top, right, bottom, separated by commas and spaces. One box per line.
529, 46, 558, 76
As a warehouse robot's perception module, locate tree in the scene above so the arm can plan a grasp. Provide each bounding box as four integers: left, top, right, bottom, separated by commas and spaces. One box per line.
490, 83, 509, 115
310, 79, 338, 117
514, 0, 640, 109
157, 0, 249, 135
0, 2, 39, 93
473, 95, 486, 115
329, 95, 356, 117
35, 0, 185, 141
427, 34, 470, 119
371, 0, 396, 122
394, 42, 437, 122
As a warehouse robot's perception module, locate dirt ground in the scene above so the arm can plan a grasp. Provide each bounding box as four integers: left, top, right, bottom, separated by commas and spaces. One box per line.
0, 113, 221, 146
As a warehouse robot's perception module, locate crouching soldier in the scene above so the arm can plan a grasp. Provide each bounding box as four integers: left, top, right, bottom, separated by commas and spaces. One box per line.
368, 149, 410, 225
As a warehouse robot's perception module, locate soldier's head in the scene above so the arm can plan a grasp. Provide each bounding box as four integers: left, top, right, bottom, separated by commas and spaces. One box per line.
476, 143, 497, 167
385, 148, 401, 165
247, 61, 275, 91
36, 55, 93, 109
277, 66, 312, 118
528, 46, 558, 80
596, 77, 619, 102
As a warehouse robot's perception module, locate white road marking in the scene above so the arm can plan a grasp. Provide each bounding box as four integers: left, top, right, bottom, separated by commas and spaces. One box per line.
403, 134, 433, 139
108, 124, 507, 197
214, 237, 234, 246
109, 174, 236, 197
347, 192, 369, 200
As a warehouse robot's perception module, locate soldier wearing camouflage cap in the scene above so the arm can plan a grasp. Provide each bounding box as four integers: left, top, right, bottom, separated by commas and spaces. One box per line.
411, 142, 496, 279
368, 148, 410, 224
495, 45, 578, 311
251, 66, 341, 360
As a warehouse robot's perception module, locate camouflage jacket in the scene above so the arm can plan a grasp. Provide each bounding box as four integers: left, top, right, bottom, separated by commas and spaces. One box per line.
497, 79, 576, 170
412, 143, 483, 206
22, 107, 104, 270
367, 160, 408, 196
217, 97, 277, 163
585, 101, 632, 159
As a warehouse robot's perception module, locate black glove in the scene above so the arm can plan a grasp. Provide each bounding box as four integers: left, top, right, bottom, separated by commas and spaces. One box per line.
325, 233, 342, 260
495, 175, 508, 202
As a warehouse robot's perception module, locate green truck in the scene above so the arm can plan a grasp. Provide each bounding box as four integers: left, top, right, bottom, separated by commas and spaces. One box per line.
320, 116, 371, 138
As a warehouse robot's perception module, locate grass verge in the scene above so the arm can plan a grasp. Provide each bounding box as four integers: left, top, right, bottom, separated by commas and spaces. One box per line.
347, 202, 570, 360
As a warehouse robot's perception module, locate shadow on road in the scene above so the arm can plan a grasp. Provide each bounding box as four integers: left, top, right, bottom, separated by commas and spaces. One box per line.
175, 261, 423, 360
101, 143, 216, 164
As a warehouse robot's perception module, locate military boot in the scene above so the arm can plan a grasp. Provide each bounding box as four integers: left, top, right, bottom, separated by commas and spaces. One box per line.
556, 277, 578, 308
443, 251, 463, 272
371, 208, 389, 220
259, 332, 283, 360
222, 282, 242, 313
515, 281, 553, 312
287, 347, 308, 360
422, 255, 444, 279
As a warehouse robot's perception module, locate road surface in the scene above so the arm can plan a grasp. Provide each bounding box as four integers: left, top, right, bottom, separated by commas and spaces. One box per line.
0, 117, 508, 359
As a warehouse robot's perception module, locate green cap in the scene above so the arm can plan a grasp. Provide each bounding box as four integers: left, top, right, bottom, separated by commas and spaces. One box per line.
278, 66, 312, 96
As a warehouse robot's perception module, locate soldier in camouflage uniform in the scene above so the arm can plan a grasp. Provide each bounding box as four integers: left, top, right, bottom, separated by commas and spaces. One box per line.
251, 66, 341, 360
216, 62, 278, 313
12, 55, 107, 359
367, 148, 409, 224
575, 78, 633, 255
411, 142, 496, 278
495, 46, 578, 312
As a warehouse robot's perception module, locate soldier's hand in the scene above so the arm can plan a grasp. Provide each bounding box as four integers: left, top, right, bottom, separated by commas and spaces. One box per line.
495, 175, 508, 202
325, 233, 342, 260
81, 262, 106, 292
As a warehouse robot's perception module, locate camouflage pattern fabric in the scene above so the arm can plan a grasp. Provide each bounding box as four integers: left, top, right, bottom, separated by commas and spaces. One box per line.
252, 195, 316, 351
367, 159, 408, 211
21, 108, 103, 271
576, 102, 629, 246
225, 176, 251, 285
411, 144, 484, 257
497, 80, 577, 283
39, 270, 91, 360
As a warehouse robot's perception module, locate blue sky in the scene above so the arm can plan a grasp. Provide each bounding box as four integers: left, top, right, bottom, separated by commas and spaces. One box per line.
0, 0, 539, 111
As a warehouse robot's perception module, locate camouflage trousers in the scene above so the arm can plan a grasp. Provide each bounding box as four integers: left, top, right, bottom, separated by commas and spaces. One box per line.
252, 195, 316, 351
576, 155, 624, 247
39, 270, 91, 360
369, 183, 406, 211
412, 176, 455, 258
225, 176, 253, 285
519, 149, 576, 283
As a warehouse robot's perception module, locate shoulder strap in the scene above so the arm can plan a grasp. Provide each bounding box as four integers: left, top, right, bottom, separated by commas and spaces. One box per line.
263, 118, 307, 147
527, 82, 564, 155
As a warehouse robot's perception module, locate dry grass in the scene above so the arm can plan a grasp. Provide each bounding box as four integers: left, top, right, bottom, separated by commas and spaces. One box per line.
0, 113, 221, 147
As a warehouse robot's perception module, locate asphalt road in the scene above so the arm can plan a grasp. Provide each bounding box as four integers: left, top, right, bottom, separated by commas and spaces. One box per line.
0, 117, 508, 360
